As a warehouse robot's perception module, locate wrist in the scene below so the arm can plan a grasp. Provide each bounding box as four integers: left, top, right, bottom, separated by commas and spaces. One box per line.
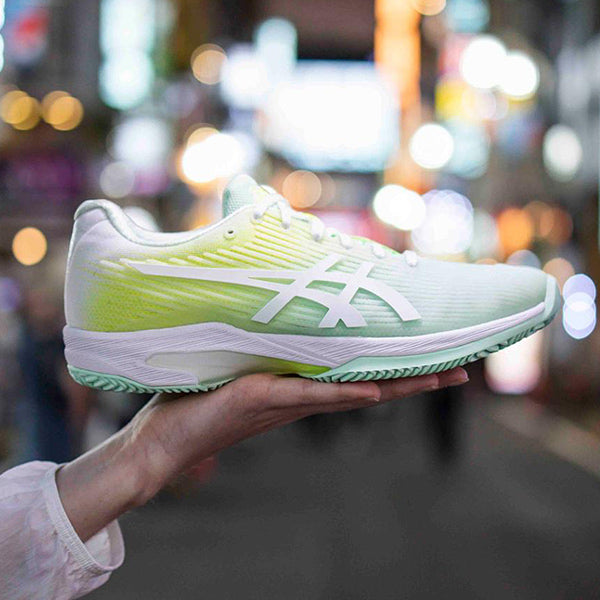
124, 406, 195, 500
118, 421, 172, 507
56, 426, 164, 541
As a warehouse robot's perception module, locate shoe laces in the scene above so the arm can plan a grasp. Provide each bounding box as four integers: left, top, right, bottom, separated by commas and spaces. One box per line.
252, 192, 418, 266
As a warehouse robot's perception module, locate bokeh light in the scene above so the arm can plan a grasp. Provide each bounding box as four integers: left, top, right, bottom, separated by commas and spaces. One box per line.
111, 117, 172, 169
499, 51, 539, 99
563, 303, 596, 340
563, 274, 596, 303
445, 0, 490, 33
220, 44, 269, 109
485, 332, 543, 394
410, 0, 446, 16
543, 258, 575, 292
180, 131, 245, 184
12, 227, 47, 266
496, 207, 534, 256
0, 90, 41, 130
411, 189, 473, 254
459, 35, 507, 89
562, 274, 597, 340
282, 170, 322, 209
41, 90, 68, 114
506, 249, 541, 269
191, 44, 227, 85
181, 127, 258, 184
543, 125, 582, 182
185, 125, 219, 146
373, 185, 426, 231
42, 92, 84, 131
100, 50, 154, 110
409, 123, 454, 170
99, 162, 136, 198
538, 206, 573, 246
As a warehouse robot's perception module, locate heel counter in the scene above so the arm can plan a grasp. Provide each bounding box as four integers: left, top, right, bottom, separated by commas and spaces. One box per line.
64, 201, 116, 328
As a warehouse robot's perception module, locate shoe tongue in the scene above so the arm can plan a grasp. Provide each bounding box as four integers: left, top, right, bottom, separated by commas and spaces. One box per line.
222, 174, 271, 217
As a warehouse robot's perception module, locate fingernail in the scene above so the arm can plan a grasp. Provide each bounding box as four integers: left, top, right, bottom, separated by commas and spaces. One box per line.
364, 397, 380, 403
448, 370, 469, 386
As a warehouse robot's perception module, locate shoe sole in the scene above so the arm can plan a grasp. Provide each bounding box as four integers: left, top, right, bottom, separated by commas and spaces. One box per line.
66, 277, 561, 393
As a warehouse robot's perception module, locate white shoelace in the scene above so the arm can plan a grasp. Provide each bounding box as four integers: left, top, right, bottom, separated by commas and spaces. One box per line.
252, 193, 418, 266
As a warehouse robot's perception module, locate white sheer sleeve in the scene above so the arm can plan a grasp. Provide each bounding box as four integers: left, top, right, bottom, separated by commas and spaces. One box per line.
0, 461, 125, 600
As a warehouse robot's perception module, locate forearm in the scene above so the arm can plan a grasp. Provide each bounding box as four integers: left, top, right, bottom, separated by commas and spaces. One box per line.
56, 422, 163, 542
55, 390, 235, 542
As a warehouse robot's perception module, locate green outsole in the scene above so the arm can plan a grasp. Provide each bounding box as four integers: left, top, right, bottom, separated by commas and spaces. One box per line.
68, 365, 232, 394
67, 305, 557, 394
311, 314, 550, 382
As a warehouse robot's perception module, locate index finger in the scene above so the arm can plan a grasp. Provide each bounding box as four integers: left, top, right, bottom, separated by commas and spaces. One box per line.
376, 367, 468, 402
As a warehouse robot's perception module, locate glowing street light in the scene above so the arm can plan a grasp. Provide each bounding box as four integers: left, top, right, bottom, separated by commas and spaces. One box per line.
543, 125, 582, 182
459, 35, 507, 90
499, 51, 539, 99
409, 123, 454, 170
372, 185, 426, 231
180, 131, 245, 184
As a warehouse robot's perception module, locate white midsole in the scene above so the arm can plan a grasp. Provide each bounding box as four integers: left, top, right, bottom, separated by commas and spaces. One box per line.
64, 301, 545, 386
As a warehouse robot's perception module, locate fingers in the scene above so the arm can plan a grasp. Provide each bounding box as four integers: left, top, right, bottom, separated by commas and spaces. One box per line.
291, 397, 381, 418
289, 367, 468, 418
377, 367, 468, 402
437, 367, 469, 388
225, 367, 468, 414
291, 368, 470, 419
262, 375, 382, 408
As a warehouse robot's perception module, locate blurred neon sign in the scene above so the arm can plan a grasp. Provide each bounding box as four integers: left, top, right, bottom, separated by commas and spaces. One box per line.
261, 61, 398, 172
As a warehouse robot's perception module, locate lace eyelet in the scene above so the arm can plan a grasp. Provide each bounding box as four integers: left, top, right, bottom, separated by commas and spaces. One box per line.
224, 228, 236, 240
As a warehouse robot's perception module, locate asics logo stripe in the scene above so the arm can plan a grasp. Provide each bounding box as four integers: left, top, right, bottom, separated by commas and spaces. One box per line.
127, 254, 421, 328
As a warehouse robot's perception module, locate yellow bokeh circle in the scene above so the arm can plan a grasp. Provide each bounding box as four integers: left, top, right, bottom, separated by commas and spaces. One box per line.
12, 227, 48, 266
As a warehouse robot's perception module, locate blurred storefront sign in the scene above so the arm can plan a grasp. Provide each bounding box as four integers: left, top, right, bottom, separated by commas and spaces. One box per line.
99, 0, 157, 110
2, 0, 49, 68
260, 61, 398, 172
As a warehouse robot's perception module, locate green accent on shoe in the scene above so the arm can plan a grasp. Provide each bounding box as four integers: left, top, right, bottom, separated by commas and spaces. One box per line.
68, 354, 329, 394
313, 278, 560, 383
68, 365, 233, 394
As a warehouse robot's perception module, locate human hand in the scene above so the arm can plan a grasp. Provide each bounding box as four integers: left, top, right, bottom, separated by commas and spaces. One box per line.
57, 368, 468, 541
134, 367, 469, 488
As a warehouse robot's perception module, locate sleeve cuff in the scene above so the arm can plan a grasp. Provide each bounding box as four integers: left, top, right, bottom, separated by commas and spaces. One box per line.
41, 465, 125, 577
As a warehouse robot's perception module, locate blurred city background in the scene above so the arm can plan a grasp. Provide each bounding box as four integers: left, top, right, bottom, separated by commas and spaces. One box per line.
1, 0, 600, 597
